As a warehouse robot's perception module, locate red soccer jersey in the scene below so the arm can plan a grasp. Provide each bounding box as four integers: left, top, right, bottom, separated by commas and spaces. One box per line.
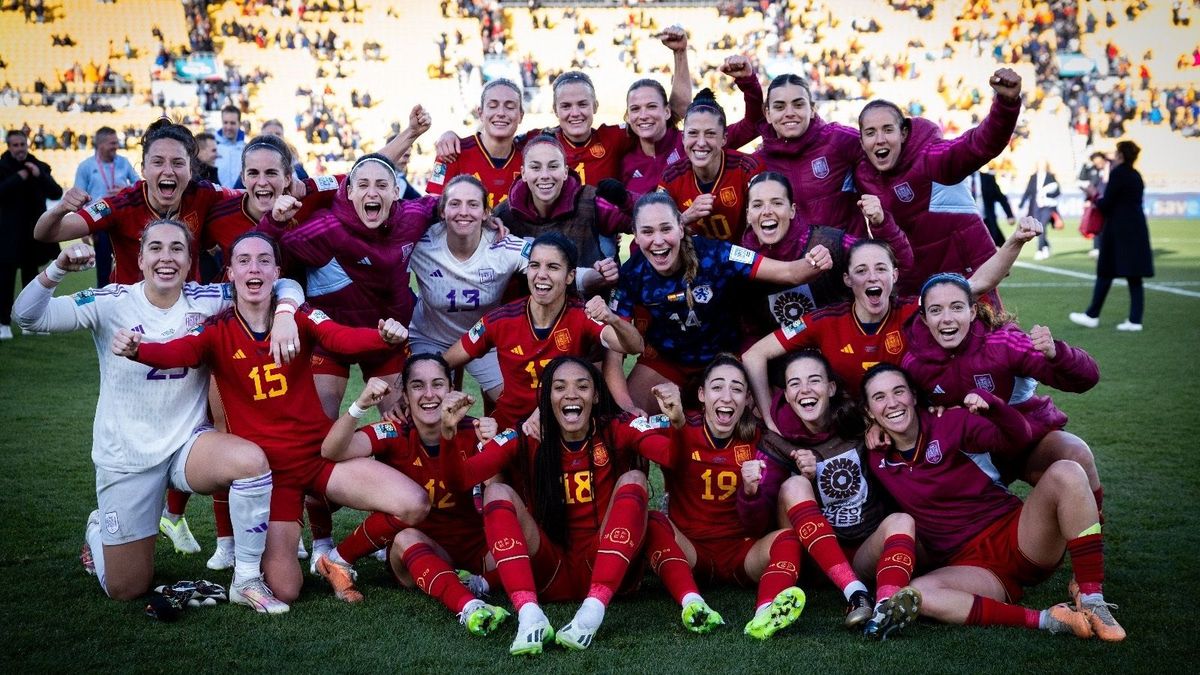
202, 174, 343, 256
658, 150, 762, 242
134, 306, 394, 477
442, 414, 670, 554
556, 124, 634, 186
78, 179, 236, 284
773, 298, 919, 394
646, 414, 759, 543
426, 134, 523, 210
362, 418, 485, 551
458, 297, 607, 428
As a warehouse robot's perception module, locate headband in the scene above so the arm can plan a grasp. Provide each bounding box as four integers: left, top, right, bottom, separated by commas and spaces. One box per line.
918, 272, 971, 304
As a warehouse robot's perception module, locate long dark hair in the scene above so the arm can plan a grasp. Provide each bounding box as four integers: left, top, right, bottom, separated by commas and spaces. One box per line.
533, 357, 620, 548
778, 349, 865, 439
699, 354, 759, 443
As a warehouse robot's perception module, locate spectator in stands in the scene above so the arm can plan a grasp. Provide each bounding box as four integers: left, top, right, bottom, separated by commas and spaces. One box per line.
214, 104, 246, 187
73, 127, 139, 287
194, 132, 220, 184
0, 129, 63, 339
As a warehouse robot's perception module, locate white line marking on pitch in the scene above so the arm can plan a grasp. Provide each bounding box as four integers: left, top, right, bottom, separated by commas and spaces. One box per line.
1013, 262, 1200, 299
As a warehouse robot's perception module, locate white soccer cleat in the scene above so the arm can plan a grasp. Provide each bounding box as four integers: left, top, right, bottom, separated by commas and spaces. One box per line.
159, 516, 201, 554
230, 576, 289, 614
206, 545, 235, 571
509, 614, 554, 656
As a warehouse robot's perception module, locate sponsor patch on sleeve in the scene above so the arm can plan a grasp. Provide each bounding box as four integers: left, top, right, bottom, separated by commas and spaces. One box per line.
429, 161, 448, 186
728, 244, 756, 265
72, 289, 96, 306
84, 200, 112, 222
781, 318, 806, 339
187, 323, 205, 336
630, 414, 671, 432
370, 422, 399, 439
308, 309, 330, 324
314, 175, 339, 192
467, 320, 486, 343
493, 429, 517, 446
520, 239, 533, 259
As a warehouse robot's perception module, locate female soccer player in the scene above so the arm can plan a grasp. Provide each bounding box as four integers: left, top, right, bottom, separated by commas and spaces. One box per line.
260, 153, 437, 418
493, 135, 631, 268
426, 78, 526, 209
114, 232, 429, 607
312, 356, 509, 632
736, 350, 920, 639
861, 364, 1125, 642
658, 90, 762, 242
752, 74, 864, 232
638, 356, 806, 640
12, 220, 302, 610
34, 119, 236, 285
608, 193, 832, 415
444, 233, 643, 430
854, 68, 1023, 297
441, 357, 669, 654
742, 217, 1040, 428
738, 171, 912, 340
904, 273, 1104, 506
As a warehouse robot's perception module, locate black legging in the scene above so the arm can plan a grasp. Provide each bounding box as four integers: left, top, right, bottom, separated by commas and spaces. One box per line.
1086, 275, 1144, 324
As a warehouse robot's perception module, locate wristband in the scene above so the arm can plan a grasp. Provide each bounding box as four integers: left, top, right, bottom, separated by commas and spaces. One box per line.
274, 303, 296, 315
44, 261, 69, 283
347, 402, 367, 419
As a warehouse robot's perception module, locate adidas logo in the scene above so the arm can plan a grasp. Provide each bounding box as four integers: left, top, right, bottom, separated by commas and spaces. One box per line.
131, 324, 145, 334
510, 345, 524, 355
233, 349, 246, 360
430, 269, 444, 277
412, 457, 422, 467
245, 522, 269, 534
691, 451, 701, 461
632, 169, 643, 178
358, 257, 372, 265
932, 385, 945, 394
841, 343, 854, 354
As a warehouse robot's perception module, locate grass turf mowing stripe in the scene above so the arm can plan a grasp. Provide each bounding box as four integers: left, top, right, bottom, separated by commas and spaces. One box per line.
1014, 261, 1200, 299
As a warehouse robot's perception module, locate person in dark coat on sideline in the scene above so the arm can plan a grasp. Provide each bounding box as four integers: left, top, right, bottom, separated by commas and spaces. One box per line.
0, 129, 63, 339
979, 167, 1015, 246
1019, 160, 1060, 259
1070, 141, 1154, 332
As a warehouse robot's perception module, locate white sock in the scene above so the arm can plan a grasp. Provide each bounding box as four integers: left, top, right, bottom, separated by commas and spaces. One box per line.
85, 515, 109, 596
327, 547, 349, 566
572, 596, 606, 631
842, 580, 869, 601
461, 598, 485, 615
681, 592, 703, 608
754, 601, 772, 616
228, 471, 272, 584
1081, 592, 1105, 606
215, 536, 234, 552
162, 510, 181, 523
517, 603, 547, 626
312, 537, 334, 553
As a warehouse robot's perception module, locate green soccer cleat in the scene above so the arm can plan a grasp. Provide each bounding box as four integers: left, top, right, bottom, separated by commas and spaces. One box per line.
159, 516, 201, 554
509, 616, 554, 656
681, 598, 725, 634
744, 586, 807, 640
461, 602, 511, 637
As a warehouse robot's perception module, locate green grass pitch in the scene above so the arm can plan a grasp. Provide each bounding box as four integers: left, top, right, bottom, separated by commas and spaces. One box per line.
1, 221, 1197, 672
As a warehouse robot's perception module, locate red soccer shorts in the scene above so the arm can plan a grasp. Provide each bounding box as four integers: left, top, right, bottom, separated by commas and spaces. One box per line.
270, 456, 336, 523
947, 506, 1059, 602
691, 536, 757, 587
311, 344, 408, 380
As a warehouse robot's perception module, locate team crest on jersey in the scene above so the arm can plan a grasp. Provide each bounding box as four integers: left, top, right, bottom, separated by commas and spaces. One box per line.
553, 328, 572, 351
185, 313, 205, 329
478, 267, 495, 284
371, 422, 399, 439
734, 444, 752, 465
974, 374, 996, 392
429, 162, 447, 186
781, 318, 806, 339
85, 199, 112, 221
72, 289, 96, 306
589, 143, 606, 158
691, 284, 713, 304
308, 309, 330, 324
468, 320, 486, 343
314, 175, 339, 192
493, 429, 517, 446
884, 330, 903, 355
104, 510, 119, 534
592, 442, 610, 467
925, 440, 943, 464
719, 186, 738, 207
893, 182, 915, 203
811, 156, 830, 179
728, 244, 755, 265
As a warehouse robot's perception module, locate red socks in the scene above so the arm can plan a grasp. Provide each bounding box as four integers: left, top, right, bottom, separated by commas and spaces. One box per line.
400, 542, 475, 613
165, 488, 190, 517
967, 595, 1040, 630
212, 490, 233, 538
307, 496, 334, 540
483, 498, 537, 610
336, 512, 410, 564
787, 501, 857, 592
875, 533, 916, 601
756, 530, 801, 608
646, 511, 699, 605
1067, 532, 1105, 596
588, 483, 648, 605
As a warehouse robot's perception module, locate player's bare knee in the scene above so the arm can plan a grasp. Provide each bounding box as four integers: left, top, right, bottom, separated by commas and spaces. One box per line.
616, 469, 648, 490
881, 511, 916, 537
394, 497, 430, 525
229, 445, 270, 479
1044, 458, 1088, 488
779, 474, 814, 504
482, 481, 516, 504
393, 527, 428, 551
106, 580, 150, 601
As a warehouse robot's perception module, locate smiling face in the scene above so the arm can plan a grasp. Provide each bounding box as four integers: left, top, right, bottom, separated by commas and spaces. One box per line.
683, 110, 725, 175
521, 142, 568, 207
441, 180, 487, 239
626, 85, 670, 142
481, 85, 523, 140
227, 236, 279, 305
783, 356, 835, 430
525, 243, 574, 308
860, 106, 908, 172
347, 161, 399, 229
746, 178, 795, 245
550, 361, 597, 441
698, 364, 750, 439
241, 147, 289, 217
844, 244, 898, 318
137, 222, 191, 295
920, 282, 976, 350
766, 82, 813, 139
554, 81, 597, 143
633, 202, 685, 274
142, 138, 190, 210
864, 370, 918, 439
405, 360, 451, 430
